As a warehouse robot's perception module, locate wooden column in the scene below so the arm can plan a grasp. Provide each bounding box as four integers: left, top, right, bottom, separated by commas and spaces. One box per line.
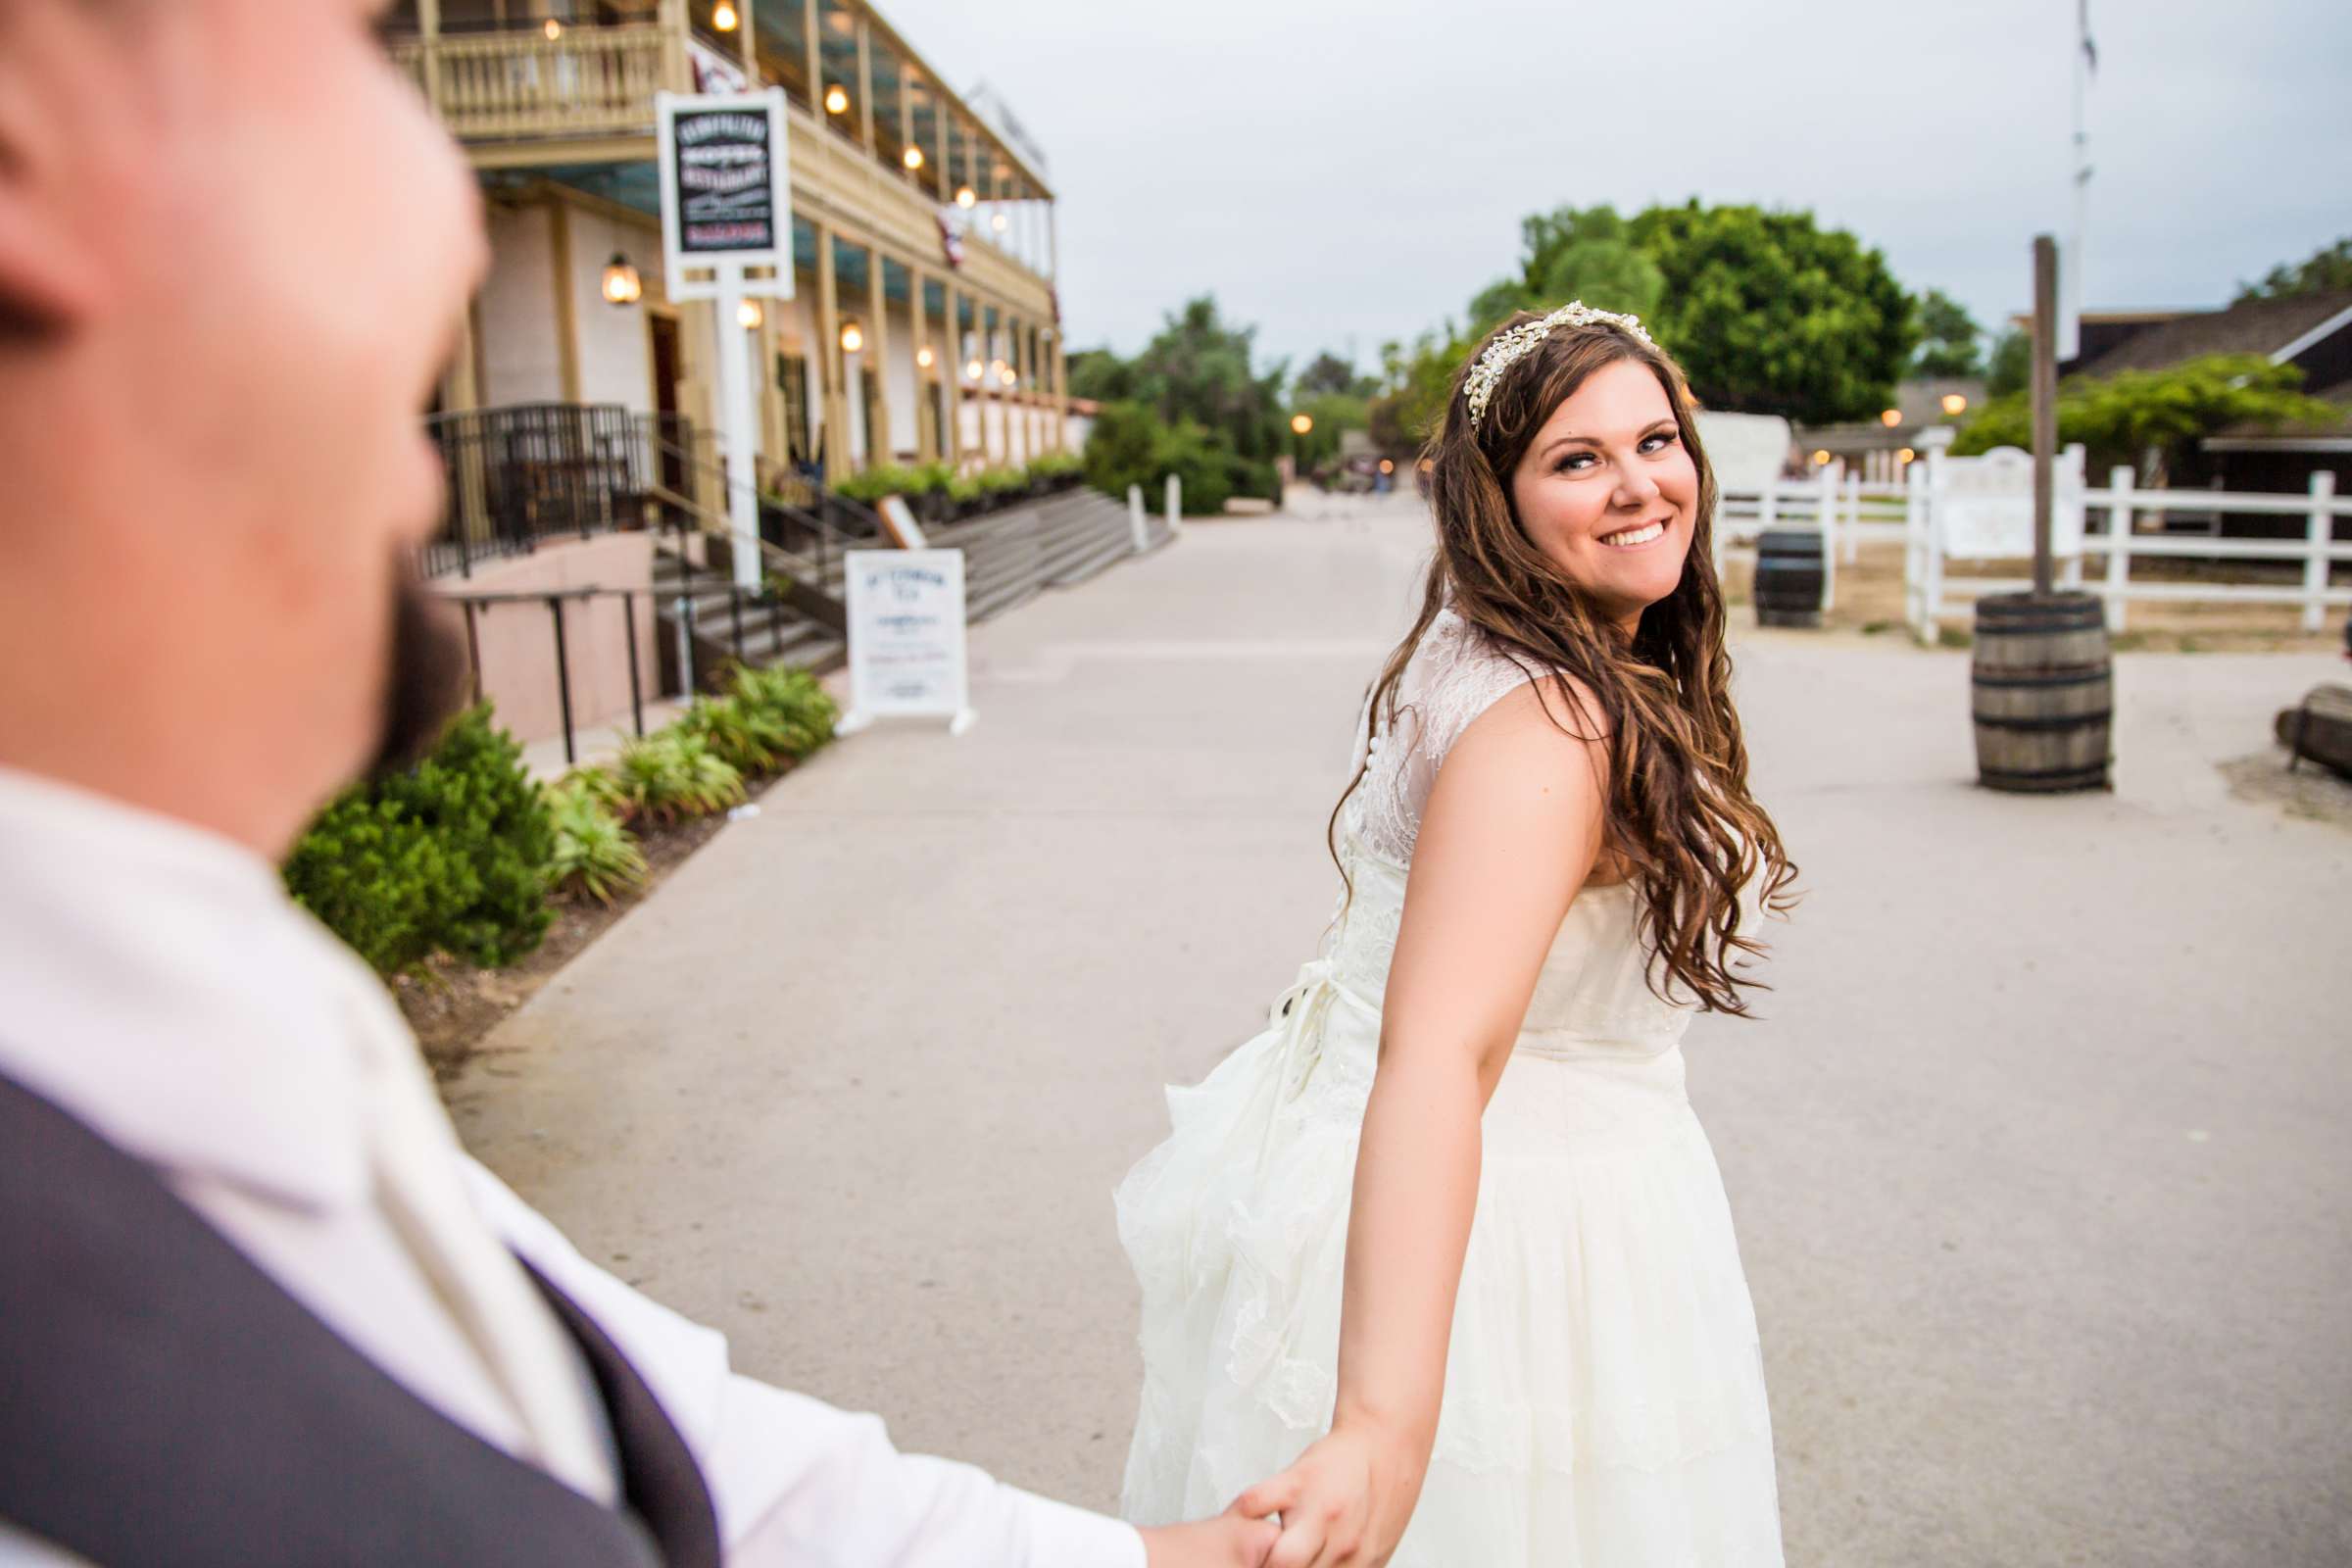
416, 0, 443, 114
1006, 315, 1026, 467
737, 0, 758, 75
908, 267, 935, 464
815, 223, 846, 478
898, 61, 916, 185
865, 244, 892, 466
1054, 332, 1069, 455
855, 15, 876, 155
803, 0, 820, 114
934, 101, 952, 202
657, 0, 689, 93
942, 279, 963, 466
548, 195, 581, 403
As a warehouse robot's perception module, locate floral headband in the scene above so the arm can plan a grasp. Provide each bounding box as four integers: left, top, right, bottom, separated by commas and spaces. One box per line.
1463, 302, 1656, 428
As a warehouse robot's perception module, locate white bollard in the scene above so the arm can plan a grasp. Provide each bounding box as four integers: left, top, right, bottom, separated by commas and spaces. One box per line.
2305, 470, 2335, 634
1165, 472, 1183, 539
1128, 483, 1149, 555
1817, 463, 1838, 613
2104, 465, 2134, 633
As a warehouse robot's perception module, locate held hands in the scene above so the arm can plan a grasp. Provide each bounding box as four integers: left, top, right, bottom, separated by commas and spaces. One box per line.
1138, 1499, 1282, 1568
1233, 1419, 1426, 1568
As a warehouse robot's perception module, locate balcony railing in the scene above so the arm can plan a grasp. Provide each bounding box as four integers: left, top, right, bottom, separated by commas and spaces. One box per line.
394, 24, 671, 143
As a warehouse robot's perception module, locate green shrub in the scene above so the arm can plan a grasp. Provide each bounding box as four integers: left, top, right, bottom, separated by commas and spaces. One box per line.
975, 466, 1028, 497
546, 776, 649, 905
946, 472, 982, 505
679, 693, 795, 775
612, 730, 745, 823
1026, 451, 1082, 482
731, 662, 838, 758
283, 706, 554, 976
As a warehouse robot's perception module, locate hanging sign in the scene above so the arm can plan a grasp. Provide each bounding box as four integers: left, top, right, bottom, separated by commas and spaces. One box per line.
656, 88, 793, 301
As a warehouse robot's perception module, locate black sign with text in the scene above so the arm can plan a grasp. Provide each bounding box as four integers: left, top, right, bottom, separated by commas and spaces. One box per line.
669, 106, 776, 255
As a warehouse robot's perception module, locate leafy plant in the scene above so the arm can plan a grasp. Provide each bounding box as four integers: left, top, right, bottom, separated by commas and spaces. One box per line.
283, 705, 554, 976
612, 730, 745, 823
545, 777, 648, 905
679, 694, 795, 775
732, 662, 839, 758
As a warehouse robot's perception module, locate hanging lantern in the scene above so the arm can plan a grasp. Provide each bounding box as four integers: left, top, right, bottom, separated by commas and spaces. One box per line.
915, 346, 935, 368
965, 358, 983, 380
956, 186, 976, 209
903, 146, 925, 172
601, 253, 642, 306
824, 84, 850, 115
840, 320, 864, 354
543, 18, 563, 40
711, 1, 740, 31
738, 299, 763, 330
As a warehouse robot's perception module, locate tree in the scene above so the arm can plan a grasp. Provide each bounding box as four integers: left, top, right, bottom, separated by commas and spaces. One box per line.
1126, 295, 1290, 469
1367, 324, 1470, 458
1626, 200, 1917, 424
1914, 288, 1984, 377
1290, 392, 1370, 470
2234, 235, 2352, 303
1065, 347, 1137, 404
1949, 353, 2341, 486
1297, 352, 1376, 399
1984, 329, 2032, 399
1467, 204, 1664, 335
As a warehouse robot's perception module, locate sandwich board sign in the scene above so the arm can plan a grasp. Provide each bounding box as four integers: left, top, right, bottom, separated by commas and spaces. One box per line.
836, 550, 975, 737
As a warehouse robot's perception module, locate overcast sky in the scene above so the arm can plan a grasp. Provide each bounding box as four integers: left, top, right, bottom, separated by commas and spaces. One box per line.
882, 0, 2350, 378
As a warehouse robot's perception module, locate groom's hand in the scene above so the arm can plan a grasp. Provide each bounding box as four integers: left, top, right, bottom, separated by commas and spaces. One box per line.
1137, 1498, 1282, 1568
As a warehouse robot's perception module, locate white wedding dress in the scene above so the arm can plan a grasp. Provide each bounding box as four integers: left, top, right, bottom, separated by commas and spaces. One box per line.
1115, 606, 1784, 1565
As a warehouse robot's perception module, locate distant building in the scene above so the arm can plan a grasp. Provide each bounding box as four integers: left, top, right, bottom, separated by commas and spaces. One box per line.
1789, 376, 1988, 484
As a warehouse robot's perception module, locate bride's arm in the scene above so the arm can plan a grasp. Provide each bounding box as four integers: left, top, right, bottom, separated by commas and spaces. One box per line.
1239, 674, 1609, 1568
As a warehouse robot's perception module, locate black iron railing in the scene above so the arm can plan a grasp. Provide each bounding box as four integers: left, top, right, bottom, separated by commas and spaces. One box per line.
422, 404, 663, 578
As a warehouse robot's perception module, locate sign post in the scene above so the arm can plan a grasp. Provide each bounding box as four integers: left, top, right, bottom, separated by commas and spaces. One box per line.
656, 89, 792, 593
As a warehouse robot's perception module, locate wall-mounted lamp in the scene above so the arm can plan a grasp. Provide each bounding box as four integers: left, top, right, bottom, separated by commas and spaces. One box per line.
839, 320, 864, 354
602, 254, 643, 306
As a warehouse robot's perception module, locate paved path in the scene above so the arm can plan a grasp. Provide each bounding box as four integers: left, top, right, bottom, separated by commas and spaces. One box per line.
451, 494, 2352, 1565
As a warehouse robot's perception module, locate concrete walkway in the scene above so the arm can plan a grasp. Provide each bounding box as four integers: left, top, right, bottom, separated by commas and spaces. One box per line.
449, 494, 2352, 1566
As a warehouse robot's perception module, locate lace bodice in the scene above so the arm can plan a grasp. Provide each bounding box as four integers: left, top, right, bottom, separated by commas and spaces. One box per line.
1325, 607, 1690, 1050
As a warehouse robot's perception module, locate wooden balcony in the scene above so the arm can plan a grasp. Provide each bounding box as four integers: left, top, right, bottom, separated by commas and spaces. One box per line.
393, 24, 676, 150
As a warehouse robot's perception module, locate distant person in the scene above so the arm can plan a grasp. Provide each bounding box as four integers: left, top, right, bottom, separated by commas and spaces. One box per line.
1115, 305, 1799, 1564
0, 3, 1270, 1564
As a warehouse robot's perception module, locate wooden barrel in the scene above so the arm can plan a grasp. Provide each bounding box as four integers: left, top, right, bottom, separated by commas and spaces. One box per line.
1972, 591, 2112, 793
1753, 529, 1824, 628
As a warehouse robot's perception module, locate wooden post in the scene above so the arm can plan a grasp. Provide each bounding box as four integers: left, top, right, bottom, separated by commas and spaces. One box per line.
907, 266, 932, 464
856, 15, 876, 156
548, 195, 581, 404
803, 0, 819, 117
898, 62, 916, 186
1048, 197, 1060, 282
737, 0, 758, 76
657, 0, 689, 94
815, 222, 844, 479
941, 279, 962, 466
2031, 233, 2058, 598
2105, 464, 2134, 633
865, 244, 891, 466
2306, 470, 2336, 634
1005, 315, 1025, 467
416, 0, 443, 116
1053, 330, 1068, 456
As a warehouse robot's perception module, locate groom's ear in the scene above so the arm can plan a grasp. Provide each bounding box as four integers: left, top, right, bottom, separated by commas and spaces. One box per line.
0, 1, 118, 340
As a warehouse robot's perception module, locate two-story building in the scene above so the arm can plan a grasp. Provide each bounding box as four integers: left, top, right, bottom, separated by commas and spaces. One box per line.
389, 0, 1069, 494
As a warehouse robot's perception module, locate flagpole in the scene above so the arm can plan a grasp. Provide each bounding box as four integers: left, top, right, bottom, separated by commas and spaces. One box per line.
2063, 1, 2092, 364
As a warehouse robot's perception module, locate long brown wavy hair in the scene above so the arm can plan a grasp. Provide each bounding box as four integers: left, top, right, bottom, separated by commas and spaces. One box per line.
1330, 311, 1799, 1015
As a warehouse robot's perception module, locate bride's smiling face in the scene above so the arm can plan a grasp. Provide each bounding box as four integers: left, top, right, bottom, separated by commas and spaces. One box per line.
1507, 359, 1697, 634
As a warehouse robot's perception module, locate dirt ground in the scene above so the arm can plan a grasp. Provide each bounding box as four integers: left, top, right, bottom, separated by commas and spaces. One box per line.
1724, 539, 2346, 654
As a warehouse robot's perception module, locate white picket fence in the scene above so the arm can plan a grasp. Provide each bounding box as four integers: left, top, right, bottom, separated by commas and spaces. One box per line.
1717, 456, 2352, 643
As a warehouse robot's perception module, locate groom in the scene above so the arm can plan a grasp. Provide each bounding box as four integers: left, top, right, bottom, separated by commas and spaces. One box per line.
0, 2, 1274, 1563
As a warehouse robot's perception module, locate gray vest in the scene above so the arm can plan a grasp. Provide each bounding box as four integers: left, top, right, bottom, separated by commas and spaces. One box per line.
0, 1070, 722, 1567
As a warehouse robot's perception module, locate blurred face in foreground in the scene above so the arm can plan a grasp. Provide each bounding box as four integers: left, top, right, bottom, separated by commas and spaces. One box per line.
0, 0, 487, 855
1507, 358, 1698, 637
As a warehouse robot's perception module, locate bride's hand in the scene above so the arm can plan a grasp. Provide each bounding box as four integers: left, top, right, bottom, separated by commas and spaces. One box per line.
1235, 1421, 1425, 1568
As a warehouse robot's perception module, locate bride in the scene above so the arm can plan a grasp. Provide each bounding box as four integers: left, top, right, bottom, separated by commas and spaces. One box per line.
1115, 304, 1799, 1566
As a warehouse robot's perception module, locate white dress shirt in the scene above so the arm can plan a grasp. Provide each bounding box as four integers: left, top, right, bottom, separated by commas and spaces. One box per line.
0, 764, 1145, 1568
